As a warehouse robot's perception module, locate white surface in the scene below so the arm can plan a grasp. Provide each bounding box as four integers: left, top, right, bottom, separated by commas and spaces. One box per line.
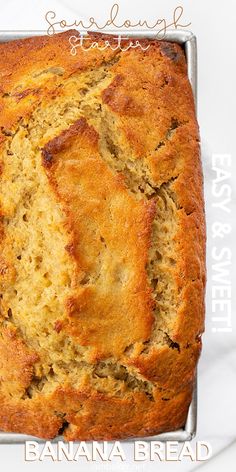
0, 0, 235, 470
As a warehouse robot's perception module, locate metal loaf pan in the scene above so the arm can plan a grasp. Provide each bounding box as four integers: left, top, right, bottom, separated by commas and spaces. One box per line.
0, 29, 198, 444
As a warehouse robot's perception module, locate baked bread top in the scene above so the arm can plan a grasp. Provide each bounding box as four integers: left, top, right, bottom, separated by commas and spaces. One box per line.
0, 31, 205, 440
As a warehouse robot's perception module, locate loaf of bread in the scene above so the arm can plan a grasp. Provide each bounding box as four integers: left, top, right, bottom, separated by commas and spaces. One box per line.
0, 31, 205, 440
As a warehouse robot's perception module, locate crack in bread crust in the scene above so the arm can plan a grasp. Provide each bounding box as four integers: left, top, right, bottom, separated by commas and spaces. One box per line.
0, 31, 205, 440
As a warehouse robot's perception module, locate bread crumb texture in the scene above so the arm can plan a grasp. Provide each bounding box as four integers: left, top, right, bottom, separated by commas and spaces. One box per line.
0, 31, 205, 440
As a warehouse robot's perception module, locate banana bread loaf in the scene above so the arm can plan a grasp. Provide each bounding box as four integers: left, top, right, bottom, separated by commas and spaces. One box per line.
0, 31, 205, 440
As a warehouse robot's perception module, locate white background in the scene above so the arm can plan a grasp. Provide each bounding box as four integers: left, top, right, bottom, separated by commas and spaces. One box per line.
0, 0, 235, 471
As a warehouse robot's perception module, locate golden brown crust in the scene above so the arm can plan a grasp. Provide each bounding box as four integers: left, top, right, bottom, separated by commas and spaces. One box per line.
54, 385, 193, 441
42, 118, 155, 359
0, 31, 205, 440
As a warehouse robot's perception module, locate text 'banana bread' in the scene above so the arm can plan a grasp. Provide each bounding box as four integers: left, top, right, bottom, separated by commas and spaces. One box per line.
0, 31, 205, 440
